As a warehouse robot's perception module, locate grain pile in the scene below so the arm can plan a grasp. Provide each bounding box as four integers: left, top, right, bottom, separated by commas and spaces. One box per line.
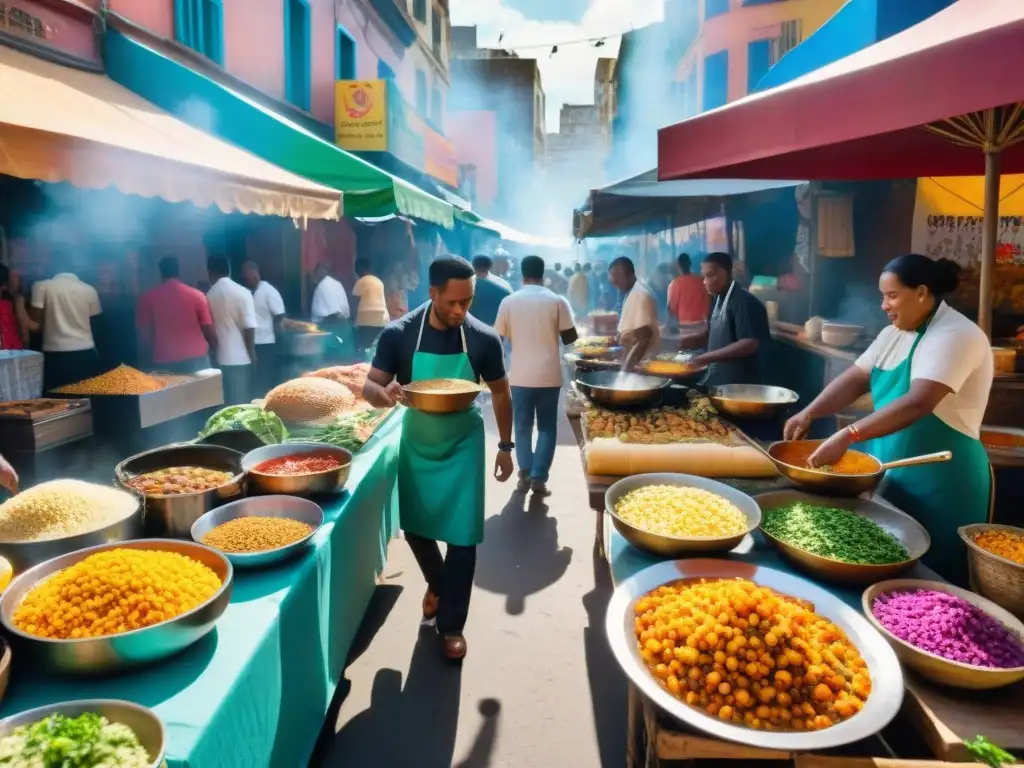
302, 363, 371, 399
54, 365, 166, 396
264, 378, 357, 423
0, 480, 138, 542
201, 517, 314, 553
404, 378, 481, 394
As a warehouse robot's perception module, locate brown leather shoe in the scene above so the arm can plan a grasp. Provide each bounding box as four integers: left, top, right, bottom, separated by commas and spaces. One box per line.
422, 590, 439, 620
442, 634, 467, 661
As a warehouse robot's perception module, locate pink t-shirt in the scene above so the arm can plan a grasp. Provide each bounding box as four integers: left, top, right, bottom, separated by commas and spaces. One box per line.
136, 279, 212, 364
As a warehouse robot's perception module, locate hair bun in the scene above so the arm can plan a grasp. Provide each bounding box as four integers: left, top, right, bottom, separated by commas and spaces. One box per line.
932, 258, 961, 296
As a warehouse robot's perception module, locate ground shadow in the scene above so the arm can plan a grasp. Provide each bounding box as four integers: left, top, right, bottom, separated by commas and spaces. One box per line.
473, 491, 573, 615
453, 699, 502, 768
582, 551, 628, 767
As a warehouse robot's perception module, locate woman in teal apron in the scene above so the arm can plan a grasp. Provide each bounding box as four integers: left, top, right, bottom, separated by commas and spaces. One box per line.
784, 254, 993, 586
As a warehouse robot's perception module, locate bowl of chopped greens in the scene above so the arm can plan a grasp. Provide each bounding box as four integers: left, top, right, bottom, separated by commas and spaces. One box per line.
754, 491, 930, 584
0, 700, 164, 767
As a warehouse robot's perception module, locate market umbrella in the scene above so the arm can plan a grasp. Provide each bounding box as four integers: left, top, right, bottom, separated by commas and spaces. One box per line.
656, 0, 1024, 337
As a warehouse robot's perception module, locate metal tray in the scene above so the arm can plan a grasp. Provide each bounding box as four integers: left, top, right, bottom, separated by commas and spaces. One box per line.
605, 559, 904, 750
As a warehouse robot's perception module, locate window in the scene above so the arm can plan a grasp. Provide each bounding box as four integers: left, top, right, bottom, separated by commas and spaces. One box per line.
415, 70, 428, 114
431, 6, 443, 60
284, 0, 311, 110
702, 50, 728, 111
430, 86, 442, 127
336, 25, 356, 80
413, 0, 427, 22
704, 0, 729, 20
770, 20, 802, 64
174, 0, 223, 64
377, 59, 396, 81
747, 39, 771, 94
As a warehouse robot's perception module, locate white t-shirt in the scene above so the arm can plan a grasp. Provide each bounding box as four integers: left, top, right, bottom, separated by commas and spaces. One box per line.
854, 301, 993, 439
31, 273, 102, 352
494, 285, 575, 387
207, 277, 257, 366
252, 281, 285, 345
351, 275, 389, 327
311, 276, 350, 324
618, 280, 661, 350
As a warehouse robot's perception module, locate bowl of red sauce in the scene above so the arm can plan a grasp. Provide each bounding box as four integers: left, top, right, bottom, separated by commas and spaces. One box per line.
241, 442, 353, 496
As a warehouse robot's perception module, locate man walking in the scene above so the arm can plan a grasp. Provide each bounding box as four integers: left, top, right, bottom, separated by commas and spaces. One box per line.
667, 253, 710, 327
136, 256, 216, 373
206, 256, 258, 405
469, 254, 511, 326
495, 255, 578, 497
242, 260, 285, 394
350, 258, 389, 357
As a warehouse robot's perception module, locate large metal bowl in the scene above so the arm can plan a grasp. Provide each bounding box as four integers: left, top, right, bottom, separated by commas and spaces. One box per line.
242, 442, 352, 495
0, 487, 145, 572
605, 473, 761, 557
708, 384, 799, 419
279, 331, 331, 358
115, 444, 245, 538
402, 381, 483, 414
191, 495, 324, 569
575, 370, 669, 409
606, 558, 904, 750
0, 699, 166, 767
755, 490, 931, 584
0, 539, 233, 674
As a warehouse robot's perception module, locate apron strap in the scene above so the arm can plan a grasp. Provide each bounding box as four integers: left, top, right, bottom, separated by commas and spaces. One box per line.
713, 280, 736, 319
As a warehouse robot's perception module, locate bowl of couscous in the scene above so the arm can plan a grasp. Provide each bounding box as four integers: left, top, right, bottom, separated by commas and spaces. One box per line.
605, 473, 761, 558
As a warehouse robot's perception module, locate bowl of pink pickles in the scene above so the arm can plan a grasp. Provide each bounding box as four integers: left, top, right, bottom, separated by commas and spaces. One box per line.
862, 579, 1024, 690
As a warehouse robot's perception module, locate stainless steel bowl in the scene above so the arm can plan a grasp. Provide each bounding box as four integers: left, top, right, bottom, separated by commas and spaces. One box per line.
0, 487, 144, 572
115, 444, 245, 538
402, 381, 483, 414
606, 558, 904, 750
191, 495, 324, 569
755, 490, 931, 584
0, 699, 166, 767
0, 539, 233, 674
707, 384, 799, 419
574, 371, 669, 409
279, 331, 331, 357
605, 473, 761, 557
242, 442, 352, 495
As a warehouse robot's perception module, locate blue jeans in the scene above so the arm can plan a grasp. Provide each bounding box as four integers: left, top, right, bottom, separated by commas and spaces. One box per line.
511, 386, 560, 483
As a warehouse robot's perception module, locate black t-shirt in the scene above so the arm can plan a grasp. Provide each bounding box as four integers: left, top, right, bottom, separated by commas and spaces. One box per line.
705, 284, 770, 385
371, 303, 506, 385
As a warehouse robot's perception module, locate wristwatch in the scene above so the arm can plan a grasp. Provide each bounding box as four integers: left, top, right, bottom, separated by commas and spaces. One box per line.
498, 441, 515, 453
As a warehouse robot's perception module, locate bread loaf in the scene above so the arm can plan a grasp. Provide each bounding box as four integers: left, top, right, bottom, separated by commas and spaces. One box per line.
586, 438, 777, 478
264, 378, 356, 423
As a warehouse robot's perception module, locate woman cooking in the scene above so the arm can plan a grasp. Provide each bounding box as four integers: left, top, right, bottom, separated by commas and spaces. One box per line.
784, 254, 993, 586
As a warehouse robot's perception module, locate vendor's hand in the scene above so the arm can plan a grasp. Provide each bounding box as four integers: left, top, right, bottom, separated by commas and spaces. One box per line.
0, 454, 18, 495
679, 334, 702, 351
689, 353, 709, 368
494, 450, 514, 482
807, 429, 853, 469
783, 410, 813, 441
380, 380, 404, 407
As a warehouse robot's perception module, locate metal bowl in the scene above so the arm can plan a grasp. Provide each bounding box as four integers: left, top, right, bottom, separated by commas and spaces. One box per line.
191, 495, 324, 569
605, 473, 761, 557
279, 331, 331, 358
755, 490, 931, 584
766, 440, 882, 497
575, 371, 669, 409
606, 558, 904, 750
0, 487, 144, 573
402, 381, 483, 414
115, 444, 245, 538
707, 384, 799, 419
0, 699, 166, 767
242, 442, 352, 496
0, 539, 233, 674
863, 579, 1024, 690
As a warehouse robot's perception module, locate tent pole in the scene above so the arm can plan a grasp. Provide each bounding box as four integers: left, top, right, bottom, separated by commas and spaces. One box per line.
979, 148, 1000, 339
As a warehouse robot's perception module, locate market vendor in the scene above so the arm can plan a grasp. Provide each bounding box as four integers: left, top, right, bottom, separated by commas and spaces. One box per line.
362, 256, 515, 661
680, 252, 770, 385
784, 254, 992, 585
609, 256, 660, 370
0, 453, 17, 495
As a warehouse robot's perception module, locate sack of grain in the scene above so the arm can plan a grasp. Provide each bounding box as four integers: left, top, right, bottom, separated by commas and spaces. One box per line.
264, 378, 357, 423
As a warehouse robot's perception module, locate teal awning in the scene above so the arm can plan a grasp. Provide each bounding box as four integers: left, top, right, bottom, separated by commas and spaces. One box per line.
103, 28, 454, 227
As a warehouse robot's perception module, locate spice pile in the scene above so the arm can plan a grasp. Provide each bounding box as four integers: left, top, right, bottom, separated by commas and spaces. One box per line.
585, 400, 733, 444
0, 711, 151, 768
0, 480, 138, 543
973, 528, 1024, 565
761, 503, 909, 565
615, 485, 748, 538
13, 548, 222, 639
871, 589, 1024, 668
202, 517, 314, 553
252, 453, 344, 475
54, 365, 166, 396
635, 578, 871, 731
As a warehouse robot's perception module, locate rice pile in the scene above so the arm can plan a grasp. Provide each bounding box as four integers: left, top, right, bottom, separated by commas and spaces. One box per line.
264, 378, 357, 423
0, 480, 139, 542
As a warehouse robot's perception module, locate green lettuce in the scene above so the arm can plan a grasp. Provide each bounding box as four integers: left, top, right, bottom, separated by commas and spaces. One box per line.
197, 405, 287, 445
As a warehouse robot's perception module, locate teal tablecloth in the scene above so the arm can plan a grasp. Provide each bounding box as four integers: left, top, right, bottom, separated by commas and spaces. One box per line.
0, 413, 404, 768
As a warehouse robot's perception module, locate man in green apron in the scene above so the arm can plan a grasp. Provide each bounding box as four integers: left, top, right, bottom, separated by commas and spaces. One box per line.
363, 256, 515, 660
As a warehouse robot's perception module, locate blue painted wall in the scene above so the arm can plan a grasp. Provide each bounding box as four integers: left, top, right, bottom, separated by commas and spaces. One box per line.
755, 0, 956, 92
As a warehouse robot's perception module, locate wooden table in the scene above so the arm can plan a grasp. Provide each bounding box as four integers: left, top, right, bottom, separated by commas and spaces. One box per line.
567, 411, 1024, 766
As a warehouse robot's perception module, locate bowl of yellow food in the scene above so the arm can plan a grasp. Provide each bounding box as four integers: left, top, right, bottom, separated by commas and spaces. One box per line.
605, 473, 761, 557
0, 539, 233, 673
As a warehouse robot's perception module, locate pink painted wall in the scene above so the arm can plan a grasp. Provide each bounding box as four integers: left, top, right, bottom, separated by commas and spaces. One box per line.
107, 0, 174, 38
336, 3, 414, 99
309, 0, 336, 124
222, 0, 285, 100
7, 0, 100, 65
448, 111, 497, 208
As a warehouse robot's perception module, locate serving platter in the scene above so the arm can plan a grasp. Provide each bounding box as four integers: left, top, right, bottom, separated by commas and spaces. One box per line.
605, 558, 904, 750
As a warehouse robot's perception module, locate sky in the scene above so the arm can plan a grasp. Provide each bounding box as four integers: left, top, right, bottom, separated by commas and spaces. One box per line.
448, 0, 665, 133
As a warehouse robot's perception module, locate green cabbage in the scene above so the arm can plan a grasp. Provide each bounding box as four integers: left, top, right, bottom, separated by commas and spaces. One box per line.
197, 405, 287, 445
